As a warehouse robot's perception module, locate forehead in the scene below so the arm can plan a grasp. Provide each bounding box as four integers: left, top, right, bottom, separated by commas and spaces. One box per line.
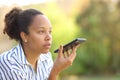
30, 15, 52, 29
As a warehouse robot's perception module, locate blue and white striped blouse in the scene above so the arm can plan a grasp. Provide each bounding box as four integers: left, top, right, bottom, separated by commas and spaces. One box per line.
0, 43, 53, 80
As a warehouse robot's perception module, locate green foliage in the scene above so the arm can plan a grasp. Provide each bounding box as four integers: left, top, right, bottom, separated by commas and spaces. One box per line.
76, 0, 120, 75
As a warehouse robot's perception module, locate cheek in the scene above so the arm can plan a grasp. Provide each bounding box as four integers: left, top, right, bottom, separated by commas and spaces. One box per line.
28, 34, 45, 45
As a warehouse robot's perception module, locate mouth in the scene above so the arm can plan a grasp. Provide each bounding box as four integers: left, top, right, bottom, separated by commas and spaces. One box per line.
43, 43, 51, 49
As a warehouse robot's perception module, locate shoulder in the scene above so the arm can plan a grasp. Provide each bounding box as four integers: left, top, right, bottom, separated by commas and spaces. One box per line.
0, 48, 16, 79
0, 50, 12, 69
0, 45, 26, 79
0, 45, 19, 71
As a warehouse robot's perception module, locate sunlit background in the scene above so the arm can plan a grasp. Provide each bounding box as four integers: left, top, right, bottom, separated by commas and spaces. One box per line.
0, 0, 54, 6
0, 0, 120, 80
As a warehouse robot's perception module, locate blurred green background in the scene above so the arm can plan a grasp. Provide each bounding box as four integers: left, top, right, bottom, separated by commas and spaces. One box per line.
0, 0, 120, 80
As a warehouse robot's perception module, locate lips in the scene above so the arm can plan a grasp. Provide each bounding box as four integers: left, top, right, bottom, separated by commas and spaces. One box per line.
43, 43, 51, 49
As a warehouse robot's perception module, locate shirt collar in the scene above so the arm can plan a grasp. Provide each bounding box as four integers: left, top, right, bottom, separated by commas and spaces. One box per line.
16, 43, 50, 65
40, 52, 51, 61
17, 43, 29, 65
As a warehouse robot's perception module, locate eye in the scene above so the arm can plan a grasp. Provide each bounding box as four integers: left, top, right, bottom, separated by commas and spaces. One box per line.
38, 30, 45, 34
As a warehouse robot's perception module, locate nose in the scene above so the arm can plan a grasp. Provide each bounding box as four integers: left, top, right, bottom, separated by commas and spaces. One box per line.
45, 33, 52, 41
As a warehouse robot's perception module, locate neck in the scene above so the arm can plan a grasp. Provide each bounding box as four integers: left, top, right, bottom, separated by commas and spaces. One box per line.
22, 43, 41, 71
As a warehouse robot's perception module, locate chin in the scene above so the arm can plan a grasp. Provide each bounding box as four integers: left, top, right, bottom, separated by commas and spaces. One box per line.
42, 50, 50, 54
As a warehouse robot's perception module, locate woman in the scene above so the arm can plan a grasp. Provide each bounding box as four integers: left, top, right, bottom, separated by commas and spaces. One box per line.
0, 7, 79, 80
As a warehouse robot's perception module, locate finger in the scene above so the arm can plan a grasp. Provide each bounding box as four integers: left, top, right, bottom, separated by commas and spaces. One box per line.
72, 44, 80, 53
72, 46, 77, 54
69, 52, 76, 61
58, 45, 63, 58
66, 50, 70, 57
75, 44, 80, 49
63, 52, 66, 58
68, 46, 77, 61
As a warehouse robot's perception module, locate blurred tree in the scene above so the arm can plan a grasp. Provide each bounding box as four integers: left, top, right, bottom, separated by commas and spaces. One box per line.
76, 0, 120, 75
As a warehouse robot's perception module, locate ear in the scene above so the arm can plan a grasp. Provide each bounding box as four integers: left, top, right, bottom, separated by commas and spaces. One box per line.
20, 32, 28, 43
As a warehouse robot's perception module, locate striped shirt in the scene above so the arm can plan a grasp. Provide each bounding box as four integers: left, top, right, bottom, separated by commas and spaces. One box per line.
0, 43, 53, 80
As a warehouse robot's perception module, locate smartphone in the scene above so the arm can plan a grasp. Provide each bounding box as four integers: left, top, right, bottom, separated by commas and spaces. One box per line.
54, 38, 86, 53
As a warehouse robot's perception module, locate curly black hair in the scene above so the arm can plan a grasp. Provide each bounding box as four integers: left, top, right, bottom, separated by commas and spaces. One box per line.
3, 7, 43, 42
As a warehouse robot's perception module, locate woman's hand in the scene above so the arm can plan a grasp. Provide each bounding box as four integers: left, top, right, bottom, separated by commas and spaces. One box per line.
48, 45, 79, 80
54, 45, 79, 73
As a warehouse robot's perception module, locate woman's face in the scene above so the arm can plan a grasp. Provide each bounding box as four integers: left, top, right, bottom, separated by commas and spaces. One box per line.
25, 15, 52, 53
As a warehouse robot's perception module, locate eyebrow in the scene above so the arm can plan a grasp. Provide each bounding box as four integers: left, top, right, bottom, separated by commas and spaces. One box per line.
36, 26, 52, 30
